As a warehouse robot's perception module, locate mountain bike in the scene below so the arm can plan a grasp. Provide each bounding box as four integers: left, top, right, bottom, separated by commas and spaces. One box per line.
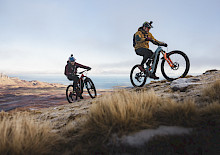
130, 46, 190, 87
66, 70, 97, 103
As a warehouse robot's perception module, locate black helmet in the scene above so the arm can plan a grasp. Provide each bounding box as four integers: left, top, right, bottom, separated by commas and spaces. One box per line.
143, 21, 153, 28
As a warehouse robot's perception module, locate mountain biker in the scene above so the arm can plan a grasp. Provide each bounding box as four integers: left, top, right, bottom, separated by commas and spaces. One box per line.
134, 21, 167, 79
64, 55, 91, 99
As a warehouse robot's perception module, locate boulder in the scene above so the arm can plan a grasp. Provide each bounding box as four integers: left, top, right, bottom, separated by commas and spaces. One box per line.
203, 69, 218, 75
170, 78, 201, 92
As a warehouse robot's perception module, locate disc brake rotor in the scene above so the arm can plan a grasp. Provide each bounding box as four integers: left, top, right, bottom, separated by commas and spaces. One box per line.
172, 62, 179, 70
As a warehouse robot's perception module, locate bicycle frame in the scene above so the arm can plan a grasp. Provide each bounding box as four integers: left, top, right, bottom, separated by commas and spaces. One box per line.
76, 70, 90, 92
146, 46, 174, 74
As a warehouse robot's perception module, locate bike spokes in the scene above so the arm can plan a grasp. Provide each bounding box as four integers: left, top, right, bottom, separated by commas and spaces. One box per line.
66, 85, 77, 103
130, 65, 147, 87
161, 51, 190, 81
165, 54, 186, 77
85, 79, 97, 98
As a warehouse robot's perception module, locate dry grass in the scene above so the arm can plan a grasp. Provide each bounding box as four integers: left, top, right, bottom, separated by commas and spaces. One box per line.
88, 90, 163, 131
68, 87, 220, 154
1, 78, 220, 154
0, 112, 63, 155
70, 90, 185, 153
202, 80, 220, 103
153, 99, 199, 127
143, 102, 220, 154
70, 90, 166, 153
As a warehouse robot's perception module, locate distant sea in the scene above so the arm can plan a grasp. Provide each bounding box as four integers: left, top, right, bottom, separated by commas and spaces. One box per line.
8, 74, 133, 89
8, 73, 201, 90
8, 74, 152, 89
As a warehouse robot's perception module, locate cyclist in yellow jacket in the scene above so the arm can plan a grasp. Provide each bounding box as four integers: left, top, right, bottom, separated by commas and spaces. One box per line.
134, 21, 167, 79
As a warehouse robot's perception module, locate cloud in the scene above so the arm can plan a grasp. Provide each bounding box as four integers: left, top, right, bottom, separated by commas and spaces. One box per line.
0, 0, 220, 76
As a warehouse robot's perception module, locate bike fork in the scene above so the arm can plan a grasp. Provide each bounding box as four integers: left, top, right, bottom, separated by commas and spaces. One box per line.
162, 51, 174, 68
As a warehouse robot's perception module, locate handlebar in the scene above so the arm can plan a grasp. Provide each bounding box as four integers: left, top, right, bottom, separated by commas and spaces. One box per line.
78, 69, 90, 74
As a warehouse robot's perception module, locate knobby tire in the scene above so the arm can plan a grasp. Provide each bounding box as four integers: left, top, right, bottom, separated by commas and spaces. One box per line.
130, 64, 147, 87
85, 78, 97, 98
161, 50, 190, 81
66, 85, 78, 103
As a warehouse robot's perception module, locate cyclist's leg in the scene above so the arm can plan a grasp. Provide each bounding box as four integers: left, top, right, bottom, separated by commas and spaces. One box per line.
135, 48, 153, 66
72, 75, 79, 91
152, 52, 160, 74
80, 78, 84, 94
67, 75, 74, 81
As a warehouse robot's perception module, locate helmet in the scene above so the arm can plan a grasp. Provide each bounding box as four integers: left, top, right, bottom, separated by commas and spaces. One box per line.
143, 21, 153, 28
69, 55, 76, 62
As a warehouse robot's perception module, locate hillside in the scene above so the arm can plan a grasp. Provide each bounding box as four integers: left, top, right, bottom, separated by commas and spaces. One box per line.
0, 73, 65, 88
0, 69, 220, 154
0, 73, 67, 112
35, 69, 220, 128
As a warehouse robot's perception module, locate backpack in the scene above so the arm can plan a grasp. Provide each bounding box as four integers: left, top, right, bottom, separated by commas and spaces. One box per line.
64, 62, 69, 75
133, 30, 145, 47
133, 34, 136, 47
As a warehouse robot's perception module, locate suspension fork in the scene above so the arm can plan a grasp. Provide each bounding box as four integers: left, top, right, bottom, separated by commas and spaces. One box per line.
161, 51, 174, 68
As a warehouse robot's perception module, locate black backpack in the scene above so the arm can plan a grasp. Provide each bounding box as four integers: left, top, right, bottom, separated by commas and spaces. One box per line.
133, 34, 136, 47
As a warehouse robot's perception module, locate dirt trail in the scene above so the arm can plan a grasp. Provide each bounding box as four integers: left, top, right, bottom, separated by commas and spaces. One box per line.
0, 85, 111, 112
0, 86, 67, 112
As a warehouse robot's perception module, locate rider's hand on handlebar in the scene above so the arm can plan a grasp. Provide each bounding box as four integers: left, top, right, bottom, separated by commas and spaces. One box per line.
87, 67, 91, 71
160, 42, 167, 47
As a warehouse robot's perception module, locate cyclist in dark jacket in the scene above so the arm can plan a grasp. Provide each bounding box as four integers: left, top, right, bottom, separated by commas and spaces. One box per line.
64, 55, 91, 99
134, 21, 167, 79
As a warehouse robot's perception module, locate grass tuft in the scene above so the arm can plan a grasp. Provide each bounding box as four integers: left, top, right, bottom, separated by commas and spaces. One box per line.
0, 112, 62, 155
153, 99, 199, 127
202, 80, 220, 103
69, 87, 220, 154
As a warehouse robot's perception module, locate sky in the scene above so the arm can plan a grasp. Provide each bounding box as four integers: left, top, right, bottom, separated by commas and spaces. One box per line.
0, 0, 220, 76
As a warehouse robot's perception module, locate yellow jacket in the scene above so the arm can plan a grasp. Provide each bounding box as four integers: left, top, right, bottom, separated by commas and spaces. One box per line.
134, 27, 163, 50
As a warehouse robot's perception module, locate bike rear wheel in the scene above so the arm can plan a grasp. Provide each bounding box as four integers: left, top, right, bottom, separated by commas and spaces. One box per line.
161, 50, 190, 81
85, 78, 97, 98
130, 64, 147, 87
66, 85, 79, 103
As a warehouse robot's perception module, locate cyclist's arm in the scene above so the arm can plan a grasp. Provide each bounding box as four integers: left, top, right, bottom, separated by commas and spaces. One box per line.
148, 33, 164, 45
75, 62, 91, 70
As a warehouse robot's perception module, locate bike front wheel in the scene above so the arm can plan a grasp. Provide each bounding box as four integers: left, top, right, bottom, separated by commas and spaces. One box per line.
130, 64, 147, 87
85, 78, 97, 98
161, 50, 190, 81
66, 85, 78, 103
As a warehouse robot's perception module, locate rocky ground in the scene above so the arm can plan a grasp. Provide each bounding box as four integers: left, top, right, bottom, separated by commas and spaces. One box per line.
144, 70, 219, 104
31, 70, 220, 131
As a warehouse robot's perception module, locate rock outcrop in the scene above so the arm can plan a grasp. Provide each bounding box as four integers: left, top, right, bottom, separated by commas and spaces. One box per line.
170, 78, 201, 92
